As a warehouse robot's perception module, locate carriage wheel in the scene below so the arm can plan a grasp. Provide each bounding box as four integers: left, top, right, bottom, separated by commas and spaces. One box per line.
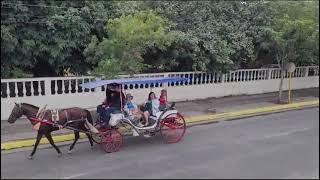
160, 113, 186, 144
101, 129, 123, 153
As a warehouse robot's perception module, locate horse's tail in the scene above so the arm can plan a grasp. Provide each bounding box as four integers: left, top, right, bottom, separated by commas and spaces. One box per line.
84, 109, 94, 125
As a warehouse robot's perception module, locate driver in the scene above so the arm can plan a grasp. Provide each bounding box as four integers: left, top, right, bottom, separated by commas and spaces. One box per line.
100, 83, 125, 127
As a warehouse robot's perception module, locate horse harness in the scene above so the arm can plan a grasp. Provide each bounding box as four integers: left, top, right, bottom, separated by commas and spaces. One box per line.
36, 106, 71, 123
33, 106, 83, 130
16, 103, 87, 131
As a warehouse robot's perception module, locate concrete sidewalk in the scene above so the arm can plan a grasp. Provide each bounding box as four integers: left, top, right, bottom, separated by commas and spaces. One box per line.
1, 88, 319, 144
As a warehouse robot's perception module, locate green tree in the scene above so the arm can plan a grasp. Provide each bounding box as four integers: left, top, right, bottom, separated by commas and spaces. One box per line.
140, 1, 279, 73
261, 1, 319, 103
1, 0, 114, 78
1, 1, 318, 78
85, 10, 184, 78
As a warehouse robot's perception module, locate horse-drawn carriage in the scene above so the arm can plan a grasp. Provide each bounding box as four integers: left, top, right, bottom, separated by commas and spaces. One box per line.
8, 77, 188, 158
80, 77, 188, 153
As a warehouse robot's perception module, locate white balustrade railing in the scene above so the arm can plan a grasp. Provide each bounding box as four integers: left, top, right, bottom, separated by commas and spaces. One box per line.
1, 76, 95, 98
1, 66, 318, 99
308, 66, 319, 76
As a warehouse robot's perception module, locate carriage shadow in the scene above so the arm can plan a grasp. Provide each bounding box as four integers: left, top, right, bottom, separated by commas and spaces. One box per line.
100, 134, 164, 153
61, 133, 172, 157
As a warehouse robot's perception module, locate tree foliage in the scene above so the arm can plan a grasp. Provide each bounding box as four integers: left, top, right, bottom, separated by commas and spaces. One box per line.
261, 1, 319, 66
1, 1, 319, 78
257, 1, 319, 102
85, 10, 184, 77
1, 0, 114, 78
142, 1, 279, 72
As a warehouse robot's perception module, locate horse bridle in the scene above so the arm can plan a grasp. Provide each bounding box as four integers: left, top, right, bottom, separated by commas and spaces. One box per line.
11, 103, 23, 119
16, 103, 21, 109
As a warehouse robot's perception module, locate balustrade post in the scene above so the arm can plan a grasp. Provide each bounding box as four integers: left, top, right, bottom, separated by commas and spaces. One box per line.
304, 67, 309, 77
62, 80, 65, 94
75, 80, 79, 93
15, 82, 19, 97
267, 69, 272, 79
22, 82, 25, 97
221, 74, 225, 83
69, 80, 72, 93
6, 82, 10, 97
44, 79, 51, 95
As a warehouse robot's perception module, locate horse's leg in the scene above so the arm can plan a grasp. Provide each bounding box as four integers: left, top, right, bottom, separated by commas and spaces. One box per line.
29, 132, 43, 159
86, 133, 94, 149
44, 133, 62, 156
68, 131, 80, 154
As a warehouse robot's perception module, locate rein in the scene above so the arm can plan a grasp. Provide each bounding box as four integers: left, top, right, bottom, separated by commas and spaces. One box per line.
30, 117, 55, 126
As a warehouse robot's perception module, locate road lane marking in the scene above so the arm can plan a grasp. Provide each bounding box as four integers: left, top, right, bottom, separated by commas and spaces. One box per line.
63, 172, 88, 179
263, 127, 311, 139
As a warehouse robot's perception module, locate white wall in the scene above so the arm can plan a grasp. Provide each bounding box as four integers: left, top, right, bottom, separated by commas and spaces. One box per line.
1, 66, 319, 120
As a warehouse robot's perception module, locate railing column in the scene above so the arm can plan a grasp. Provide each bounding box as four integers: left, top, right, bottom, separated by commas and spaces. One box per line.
75, 80, 79, 93
267, 69, 272, 79
15, 82, 19, 97
54, 80, 58, 94
62, 80, 65, 94
6, 82, 10, 97
69, 80, 72, 93
40, 81, 44, 96
304, 67, 309, 77
44, 79, 51, 95
221, 74, 225, 83
22, 82, 25, 97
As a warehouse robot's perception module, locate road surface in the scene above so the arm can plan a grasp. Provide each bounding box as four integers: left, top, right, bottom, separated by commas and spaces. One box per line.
1, 108, 319, 179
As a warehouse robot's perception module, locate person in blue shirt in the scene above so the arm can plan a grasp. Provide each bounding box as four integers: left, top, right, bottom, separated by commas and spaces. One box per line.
124, 93, 143, 127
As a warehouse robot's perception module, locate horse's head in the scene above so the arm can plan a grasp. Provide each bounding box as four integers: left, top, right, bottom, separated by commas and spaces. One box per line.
8, 103, 23, 124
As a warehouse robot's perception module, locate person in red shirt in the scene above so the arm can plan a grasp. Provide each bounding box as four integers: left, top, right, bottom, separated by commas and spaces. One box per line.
159, 89, 168, 111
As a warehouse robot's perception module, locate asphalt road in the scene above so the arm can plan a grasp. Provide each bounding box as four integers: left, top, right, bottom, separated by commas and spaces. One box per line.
1, 108, 319, 179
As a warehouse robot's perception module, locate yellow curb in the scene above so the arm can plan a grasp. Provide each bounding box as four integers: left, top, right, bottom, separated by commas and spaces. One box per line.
1, 100, 318, 151
1, 125, 133, 150
1, 133, 87, 150
186, 100, 319, 123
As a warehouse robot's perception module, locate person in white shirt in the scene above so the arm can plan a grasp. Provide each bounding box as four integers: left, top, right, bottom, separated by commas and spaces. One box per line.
142, 92, 160, 127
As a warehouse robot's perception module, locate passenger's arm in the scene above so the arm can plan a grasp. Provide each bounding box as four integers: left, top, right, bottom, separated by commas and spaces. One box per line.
123, 104, 130, 114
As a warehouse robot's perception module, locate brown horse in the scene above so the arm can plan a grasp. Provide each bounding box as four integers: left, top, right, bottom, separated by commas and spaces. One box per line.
7, 103, 95, 159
